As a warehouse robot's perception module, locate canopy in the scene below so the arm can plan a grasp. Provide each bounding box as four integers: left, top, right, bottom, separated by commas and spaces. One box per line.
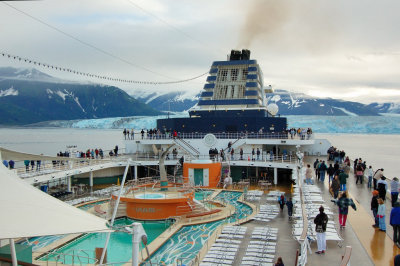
0, 164, 110, 239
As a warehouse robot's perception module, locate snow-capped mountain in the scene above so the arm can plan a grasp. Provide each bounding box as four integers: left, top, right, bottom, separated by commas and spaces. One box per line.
267, 90, 380, 116
367, 102, 400, 114
136, 89, 385, 116
0, 68, 160, 125
134, 91, 200, 112
0, 67, 65, 83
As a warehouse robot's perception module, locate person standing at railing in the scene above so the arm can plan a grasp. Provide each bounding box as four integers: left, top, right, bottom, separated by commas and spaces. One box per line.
8, 160, 14, 169
390, 202, 400, 247
377, 176, 388, 201
378, 198, 386, 232
230, 148, 234, 160
391, 177, 400, 207
131, 129, 134, 140
141, 129, 145, 139
36, 160, 41, 171
114, 145, 119, 157
240, 148, 243, 160
371, 190, 380, 228
257, 148, 260, 161
24, 160, 29, 172
123, 128, 127, 140
367, 166, 374, 189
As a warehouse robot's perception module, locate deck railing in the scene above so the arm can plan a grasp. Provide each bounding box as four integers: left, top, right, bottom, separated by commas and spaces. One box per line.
129, 132, 314, 141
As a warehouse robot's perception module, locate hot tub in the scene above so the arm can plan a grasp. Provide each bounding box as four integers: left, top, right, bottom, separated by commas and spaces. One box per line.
135, 193, 166, 199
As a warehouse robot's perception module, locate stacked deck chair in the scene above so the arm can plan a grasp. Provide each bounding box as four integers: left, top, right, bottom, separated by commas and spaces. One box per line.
200, 226, 247, 266
266, 190, 285, 202
292, 183, 344, 247
253, 204, 279, 222
245, 190, 263, 202
241, 226, 278, 266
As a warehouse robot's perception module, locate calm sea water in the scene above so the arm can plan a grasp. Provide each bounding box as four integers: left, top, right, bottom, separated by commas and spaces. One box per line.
318, 133, 400, 179
1, 128, 399, 178
0, 128, 123, 156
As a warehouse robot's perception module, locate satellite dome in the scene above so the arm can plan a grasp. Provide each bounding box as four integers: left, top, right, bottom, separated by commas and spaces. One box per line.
267, 103, 279, 116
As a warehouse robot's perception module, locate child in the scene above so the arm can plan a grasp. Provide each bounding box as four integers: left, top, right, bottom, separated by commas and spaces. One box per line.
377, 198, 386, 232
278, 194, 286, 211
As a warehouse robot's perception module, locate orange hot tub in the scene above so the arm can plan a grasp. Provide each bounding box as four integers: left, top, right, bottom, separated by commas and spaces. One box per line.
115, 191, 194, 220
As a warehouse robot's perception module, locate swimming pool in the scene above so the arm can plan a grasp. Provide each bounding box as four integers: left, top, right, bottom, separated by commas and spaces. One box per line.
194, 190, 213, 201
146, 191, 252, 265
20, 200, 109, 251
135, 193, 166, 199
41, 218, 170, 265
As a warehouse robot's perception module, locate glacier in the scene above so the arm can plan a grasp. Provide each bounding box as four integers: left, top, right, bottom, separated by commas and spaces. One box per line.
43, 114, 400, 134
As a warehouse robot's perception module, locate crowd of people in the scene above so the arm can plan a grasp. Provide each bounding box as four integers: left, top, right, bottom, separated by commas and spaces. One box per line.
307, 145, 400, 257
123, 127, 314, 141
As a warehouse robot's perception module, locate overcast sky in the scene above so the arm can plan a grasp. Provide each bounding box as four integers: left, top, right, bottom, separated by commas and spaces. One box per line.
1, 0, 400, 103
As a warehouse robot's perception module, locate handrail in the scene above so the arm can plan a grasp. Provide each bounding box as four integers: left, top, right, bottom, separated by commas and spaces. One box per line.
132, 131, 313, 140
340, 246, 352, 266
173, 137, 200, 156
0, 256, 39, 266
35, 249, 99, 265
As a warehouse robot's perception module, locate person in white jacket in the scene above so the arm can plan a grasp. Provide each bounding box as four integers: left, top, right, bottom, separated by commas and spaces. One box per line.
367, 166, 374, 189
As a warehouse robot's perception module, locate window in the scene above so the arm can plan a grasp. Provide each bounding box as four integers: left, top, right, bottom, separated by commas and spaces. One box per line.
231, 69, 238, 81
219, 69, 228, 81
242, 69, 248, 80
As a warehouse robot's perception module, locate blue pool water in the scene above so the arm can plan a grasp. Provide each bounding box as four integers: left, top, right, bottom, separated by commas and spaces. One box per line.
20, 200, 109, 251
146, 191, 252, 265
41, 218, 169, 265
135, 193, 165, 199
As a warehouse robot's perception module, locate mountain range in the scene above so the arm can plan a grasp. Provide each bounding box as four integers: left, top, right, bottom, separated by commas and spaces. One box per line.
1, 67, 399, 126
0, 67, 160, 125
135, 90, 400, 116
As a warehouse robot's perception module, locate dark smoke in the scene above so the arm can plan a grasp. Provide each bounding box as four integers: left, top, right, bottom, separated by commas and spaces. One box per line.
238, 0, 290, 48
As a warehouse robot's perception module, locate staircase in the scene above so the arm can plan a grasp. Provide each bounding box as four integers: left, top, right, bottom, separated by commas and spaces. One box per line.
224, 137, 246, 153
219, 161, 231, 188
174, 163, 183, 183
173, 137, 200, 158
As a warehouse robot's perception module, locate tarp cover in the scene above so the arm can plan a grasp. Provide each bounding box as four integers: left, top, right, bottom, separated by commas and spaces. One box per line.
0, 165, 110, 239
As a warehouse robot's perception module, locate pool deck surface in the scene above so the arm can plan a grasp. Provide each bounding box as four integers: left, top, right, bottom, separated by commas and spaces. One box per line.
30, 155, 400, 265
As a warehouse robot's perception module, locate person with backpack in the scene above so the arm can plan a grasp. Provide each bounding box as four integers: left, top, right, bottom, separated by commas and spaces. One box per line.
373, 168, 384, 190
314, 206, 329, 254
319, 160, 327, 182
339, 168, 349, 192
278, 194, 286, 211
327, 163, 335, 186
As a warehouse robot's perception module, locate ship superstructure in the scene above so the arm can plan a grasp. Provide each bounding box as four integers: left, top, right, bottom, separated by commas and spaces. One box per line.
157, 49, 287, 133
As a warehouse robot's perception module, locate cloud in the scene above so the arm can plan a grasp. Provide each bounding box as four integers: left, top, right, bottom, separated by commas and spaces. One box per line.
0, 0, 400, 103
